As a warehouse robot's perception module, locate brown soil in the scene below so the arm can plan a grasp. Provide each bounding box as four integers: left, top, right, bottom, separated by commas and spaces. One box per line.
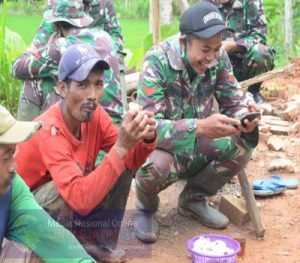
118, 61, 300, 263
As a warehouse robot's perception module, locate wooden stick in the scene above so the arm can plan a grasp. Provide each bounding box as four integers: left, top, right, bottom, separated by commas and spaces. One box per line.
238, 169, 265, 239
240, 64, 293, 89
176, 0, 189, 15
285, 0, 293, 57
152, 0, 160, 45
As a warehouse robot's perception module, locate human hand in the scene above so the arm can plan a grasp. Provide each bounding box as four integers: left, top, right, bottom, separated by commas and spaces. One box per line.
25, 45, 38, 54
141, 110, 156, 141
196, 113, 241, 139
236, 111, 261, 133
115, 109, 155, 157
222, 40, 237, 53
222, 40, 246, 53
47, 32, 59, 47
247, 101, 260, 113
128, 102, 156, 141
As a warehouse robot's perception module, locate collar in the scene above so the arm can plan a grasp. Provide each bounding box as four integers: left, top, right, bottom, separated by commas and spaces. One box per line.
166, 34, 186, 71
166, 35, 220, 74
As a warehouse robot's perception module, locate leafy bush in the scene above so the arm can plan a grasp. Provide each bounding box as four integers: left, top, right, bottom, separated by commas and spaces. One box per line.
264, 0, 300, 66
0, 0, 25, 114
128, 21, 180, 71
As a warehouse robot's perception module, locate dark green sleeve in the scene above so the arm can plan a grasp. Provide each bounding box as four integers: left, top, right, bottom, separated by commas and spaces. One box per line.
7, 175, 95, 263
137, 53, 197, 155
31, 21, 55, 49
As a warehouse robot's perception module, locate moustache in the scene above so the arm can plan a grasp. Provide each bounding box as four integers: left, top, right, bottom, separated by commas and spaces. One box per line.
81, 102, 97, 111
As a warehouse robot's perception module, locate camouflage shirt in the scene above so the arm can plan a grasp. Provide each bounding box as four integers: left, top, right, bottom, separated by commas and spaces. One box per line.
12, 28, 123, 124
33, 0, 124, 55
204, 0, 268, 52
137, 34, 253, 157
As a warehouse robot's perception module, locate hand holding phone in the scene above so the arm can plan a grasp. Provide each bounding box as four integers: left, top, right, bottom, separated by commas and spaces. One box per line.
240, 112, 260, 128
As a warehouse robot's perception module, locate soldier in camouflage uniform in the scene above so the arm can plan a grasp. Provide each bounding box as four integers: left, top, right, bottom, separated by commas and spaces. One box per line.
203, 0, 275, 103
12, 0, 123, 125
14, 0, 125, 123
134, 2, 260, 243
33, 0, 124, 58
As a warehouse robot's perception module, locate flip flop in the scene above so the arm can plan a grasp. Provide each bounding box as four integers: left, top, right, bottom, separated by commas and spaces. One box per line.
252, 180, 287, 197
254, 175, 298, 190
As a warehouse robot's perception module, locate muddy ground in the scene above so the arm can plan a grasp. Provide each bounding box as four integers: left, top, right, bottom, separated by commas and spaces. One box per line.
117, 60, 300, 263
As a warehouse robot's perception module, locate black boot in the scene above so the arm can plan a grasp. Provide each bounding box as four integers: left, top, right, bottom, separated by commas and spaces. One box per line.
178, 164, 230, 229
135, 184, 159, 243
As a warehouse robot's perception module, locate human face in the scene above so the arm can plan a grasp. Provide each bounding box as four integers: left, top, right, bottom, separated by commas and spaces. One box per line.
59, 66, 104, 128
0, 144, 17, 195
184, 33, 222, 74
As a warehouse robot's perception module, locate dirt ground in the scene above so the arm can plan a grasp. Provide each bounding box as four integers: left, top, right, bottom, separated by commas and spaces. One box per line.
117, 61, 300, 263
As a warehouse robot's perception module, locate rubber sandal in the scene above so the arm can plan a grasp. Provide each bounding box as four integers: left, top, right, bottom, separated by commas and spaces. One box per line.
252, 180, 287, 197
266, 175, 298, 189
254, 175, 298, 190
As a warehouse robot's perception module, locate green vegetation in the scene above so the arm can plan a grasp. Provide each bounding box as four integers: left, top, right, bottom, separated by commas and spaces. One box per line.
1, 14, 149, 51
0, 0, 26, 114
4, 14, 42, 45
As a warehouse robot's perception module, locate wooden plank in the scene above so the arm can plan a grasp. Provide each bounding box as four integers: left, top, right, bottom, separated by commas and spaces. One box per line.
238, 169, 265, 239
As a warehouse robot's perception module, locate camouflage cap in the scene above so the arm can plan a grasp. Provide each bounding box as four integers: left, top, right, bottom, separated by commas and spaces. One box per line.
0, 106, 41, 144
43, 0, 93, 28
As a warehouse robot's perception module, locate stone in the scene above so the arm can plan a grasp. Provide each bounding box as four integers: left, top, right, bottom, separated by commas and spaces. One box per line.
259, 132, 271, 144
265, 119, 289, 127
267, 135, 285, 151
219, 195, 249, 225
270, 125, 290, 135
260, 103, 273, 115
261, 115, 282, 121
259, 124, 271, 133
283, 103, 299, 121
268, 159, 296, 173
291, 94, 300, 101
289, 122, 299, 135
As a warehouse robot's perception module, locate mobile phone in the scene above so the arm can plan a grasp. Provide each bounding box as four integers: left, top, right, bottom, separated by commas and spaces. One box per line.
240, 112, 260, 127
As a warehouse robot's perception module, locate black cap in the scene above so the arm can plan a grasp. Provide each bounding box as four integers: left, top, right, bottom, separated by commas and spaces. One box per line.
180, 2, 232, 39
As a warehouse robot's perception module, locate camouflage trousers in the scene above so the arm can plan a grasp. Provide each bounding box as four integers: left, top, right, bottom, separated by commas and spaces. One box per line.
136, 135, 252, 197
229, 43, 275, 83
33, 170, 132, 253
0, 239, 41, 263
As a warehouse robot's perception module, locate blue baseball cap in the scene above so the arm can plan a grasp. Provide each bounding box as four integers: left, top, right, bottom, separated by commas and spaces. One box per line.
180, 2, 233, 39
58, 44, 110, 82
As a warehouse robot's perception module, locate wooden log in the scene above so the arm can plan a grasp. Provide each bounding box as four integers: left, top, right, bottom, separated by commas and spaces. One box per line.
240, 64, 293, 89
238, 169, 265, 239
